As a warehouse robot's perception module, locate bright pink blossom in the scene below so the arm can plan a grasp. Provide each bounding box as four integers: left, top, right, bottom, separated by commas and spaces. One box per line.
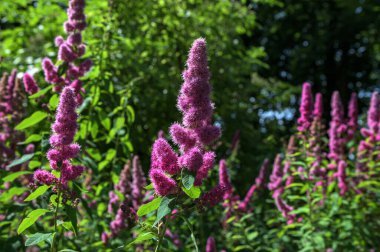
23, 73, 39, 95
206, 236, 216, 252
149, 169, 177, 196
297, 82, 313, 132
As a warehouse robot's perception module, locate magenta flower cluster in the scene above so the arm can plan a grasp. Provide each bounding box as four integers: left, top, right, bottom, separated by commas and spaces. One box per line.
106, 156, 146, 238
1, 70, 27, 169
238, 158, 270, 211
41, 0, 92, 103
297, 82, 313, 132
149, 39, 222, 202
267, 154, 297, 224
22, 73, 39, 95
328, 91, 346, 163
355, 92, 380, 191
34, 87, 84, 186
206, 236, 216, 252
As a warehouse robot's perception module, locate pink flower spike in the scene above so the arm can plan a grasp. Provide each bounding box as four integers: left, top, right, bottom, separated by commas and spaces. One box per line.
367, 92, 379, 132
169, 123, 196, 150
218, 159, 232, 194
178, 147, 203, 172
206, 236, 216, 252
58, 43, 77, 62
194, 125, 221, 146
152, 138, 180, 175
297, 82, 313, 132
149, 169, 177, 196
23, 73, 39, 95
313, 92, 323, 119
194, 151, 215, 186
34, 169, 57, 185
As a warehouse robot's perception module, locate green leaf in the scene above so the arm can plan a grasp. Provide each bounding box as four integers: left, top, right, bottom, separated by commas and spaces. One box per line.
126, 105, 135, 124
126, 232, 156, 247
90, 122, 99, 139
114, 117, 125, 130
105, 149, 116, 161
28, 160, 41, 169
25, 232, 55, 246
91, 85, 100, 106
137, 197, 162, 217
291, 161, 307, 167
289, 206, 309, 215
61, 221, 74, 231
134, 232, 155, 243
182, 171, 195, 190
182, 186, 201, 199
357, 180, 380, 188
18, 209, 50, 234
19, 134, 42, 145
101, 117, 111, 130
144, 183, 154, 190
153, 197, 174, 226
15, 111, 48, 130
24, 185, 51, 202
6, 154, 34, 169
0, 187, 28, 202
78, 97, 92, 113
98, 160, 109, 171
286, 183, 304, 189
247, 231, 258, 241
29, 86, 52, 99
65, 205, 78, 236
50, 194, 58, 207
2, 171, 33, 183
97, 202, 107, 217
49, 94, 59, 110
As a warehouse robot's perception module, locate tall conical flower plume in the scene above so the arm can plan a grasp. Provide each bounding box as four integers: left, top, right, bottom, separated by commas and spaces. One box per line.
35, 87, 84, 185
131, 155, 146, 209
108, 161, 132, 213
206, 236, 217, 252
115, 161, 132, 195
313, 93, 323, 120
355, 92, 380, 192
238, 184, 257, 211
328, 91, 346, 164
268, 153, 298, 224
268, 154, 283, 191
41, 0, 92, 103
366, 92, 380, 135
334, 160, 348, 196
255, 158, 270, 188
23, 73, 39, 95
310, 93, 325, 177
219, 159, 232, 199
0, 71, 25, 169
347, 92, 358, 140
284, 136, 297, 185
297, 82, 313, 132
149, 38, 221, 200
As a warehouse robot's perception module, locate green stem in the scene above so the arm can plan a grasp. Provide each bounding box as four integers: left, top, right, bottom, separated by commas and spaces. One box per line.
182, 216, 199, 252
155, 216, 169, 252
51, 181, 62, 252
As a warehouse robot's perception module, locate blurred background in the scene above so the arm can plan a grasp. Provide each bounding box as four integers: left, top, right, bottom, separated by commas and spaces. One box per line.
1, 0, 380, 193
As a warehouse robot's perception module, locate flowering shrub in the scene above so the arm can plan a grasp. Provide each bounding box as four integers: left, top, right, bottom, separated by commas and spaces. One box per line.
220, 84, 380, 251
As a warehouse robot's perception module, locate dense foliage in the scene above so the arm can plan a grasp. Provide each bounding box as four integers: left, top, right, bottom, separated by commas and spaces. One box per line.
0, 0, 379, 251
